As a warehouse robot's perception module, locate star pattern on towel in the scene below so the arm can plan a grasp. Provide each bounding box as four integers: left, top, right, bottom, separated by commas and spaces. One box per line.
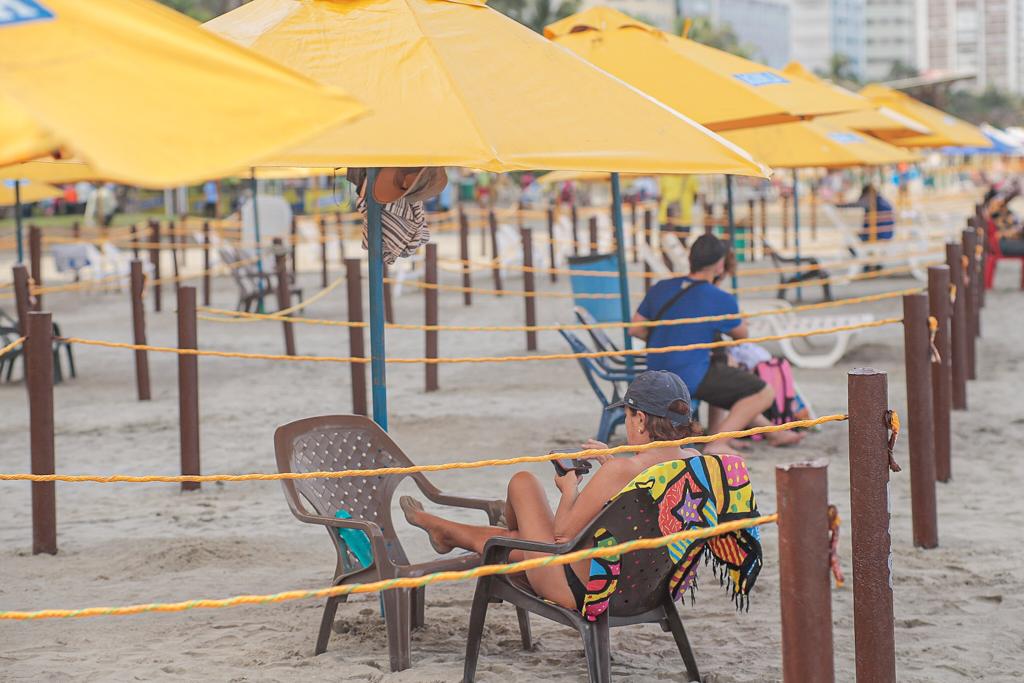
676, 488, 704, 525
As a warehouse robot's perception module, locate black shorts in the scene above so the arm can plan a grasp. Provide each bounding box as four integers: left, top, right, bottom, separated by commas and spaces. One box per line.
662, 223, 691, 236
694, 364, 766, 409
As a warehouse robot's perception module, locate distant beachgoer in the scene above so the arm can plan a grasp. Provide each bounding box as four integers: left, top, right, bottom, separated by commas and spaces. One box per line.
203, 180, 219, 218
658, 174, 699, 245
837, 183, 895, 242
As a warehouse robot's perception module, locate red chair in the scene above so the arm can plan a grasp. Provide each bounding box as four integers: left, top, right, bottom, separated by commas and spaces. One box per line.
984, 217, 1024, 290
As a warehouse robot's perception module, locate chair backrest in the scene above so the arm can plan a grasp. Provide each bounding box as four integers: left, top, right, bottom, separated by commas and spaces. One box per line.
275, 415, 435, 568
573, 305, 620, 355
558, 330, 623, 408
576, 455, 763, 620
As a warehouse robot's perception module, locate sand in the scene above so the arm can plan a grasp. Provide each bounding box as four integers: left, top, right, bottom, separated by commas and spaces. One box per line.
2, 214, 1023, 682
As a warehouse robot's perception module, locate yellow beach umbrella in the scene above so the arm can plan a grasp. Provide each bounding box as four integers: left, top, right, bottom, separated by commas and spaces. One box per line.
722, 120, 920, 169
0, 0, 366, 187
859, 85, 991, 149
0, 159, 103, 184
205, 0, 766, 176
0, 181, 61, 206
545, 7, 867, 132
780, 62, 931, 139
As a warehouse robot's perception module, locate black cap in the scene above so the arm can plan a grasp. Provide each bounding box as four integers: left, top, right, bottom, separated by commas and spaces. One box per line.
688, 234, 727, 272
607, 370, 691, 425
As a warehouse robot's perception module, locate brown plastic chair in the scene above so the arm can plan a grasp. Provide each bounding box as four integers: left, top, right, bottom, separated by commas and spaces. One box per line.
462, 486, 701, 683
274, 415, 530, 672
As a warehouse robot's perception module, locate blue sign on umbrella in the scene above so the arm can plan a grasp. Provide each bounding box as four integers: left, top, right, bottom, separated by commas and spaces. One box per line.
0, 0, 53, 27
733, 72, 789, 87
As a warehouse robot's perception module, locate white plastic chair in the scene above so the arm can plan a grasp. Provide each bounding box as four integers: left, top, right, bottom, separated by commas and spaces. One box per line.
742, 297, 874, 369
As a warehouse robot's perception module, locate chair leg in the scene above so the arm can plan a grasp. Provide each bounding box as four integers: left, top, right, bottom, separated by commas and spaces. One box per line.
664, 602, 700, 682
314, 595, 342, 655
381, 588, 412, 672
515, 607, 532, 651
410, 586, 426, 629
462, 578, 493, 683
65, 344, 76, 378
52, 348, 63, 385
580, 616, 611, 683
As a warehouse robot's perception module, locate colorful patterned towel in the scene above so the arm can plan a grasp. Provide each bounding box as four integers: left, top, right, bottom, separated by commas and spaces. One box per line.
581, 454, 763, 621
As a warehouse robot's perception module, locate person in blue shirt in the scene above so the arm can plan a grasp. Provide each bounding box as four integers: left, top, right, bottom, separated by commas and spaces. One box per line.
838, 184, 895, 242
203, 180, 219, 218
630, 234, 802, 454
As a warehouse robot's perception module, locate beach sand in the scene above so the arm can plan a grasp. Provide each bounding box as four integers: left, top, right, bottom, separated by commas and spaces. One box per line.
2, 221, 1022, 682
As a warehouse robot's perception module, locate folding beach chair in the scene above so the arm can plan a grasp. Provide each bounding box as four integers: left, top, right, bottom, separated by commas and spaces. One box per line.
762, 240, 835, 301
0, 309, 75, 384
559, 330, 630, 442
273, 415, 529, 672
463, 455, 764, 683
573, 305, 646, 373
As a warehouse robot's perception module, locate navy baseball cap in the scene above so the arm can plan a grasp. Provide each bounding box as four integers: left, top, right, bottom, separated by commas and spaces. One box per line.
607, 371, 691, 425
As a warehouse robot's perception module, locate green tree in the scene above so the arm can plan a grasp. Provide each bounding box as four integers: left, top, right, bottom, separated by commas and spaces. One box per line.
676, 16, 751, 58
816, 53, 860, 88
156, 0, 247, 21
885, 60, 919, 81
488, 0, 580, 33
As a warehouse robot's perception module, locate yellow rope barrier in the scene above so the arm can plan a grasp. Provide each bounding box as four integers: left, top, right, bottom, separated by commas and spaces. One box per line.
0, 336, 25, 359
385, 278, 618, 299
197, 287, 921, 333
0, 515, 775, 621
58, 318, 902, 365
0, 415, 846, 485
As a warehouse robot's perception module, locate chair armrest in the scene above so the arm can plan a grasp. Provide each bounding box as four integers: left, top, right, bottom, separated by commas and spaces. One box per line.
481, 535, 575, 564
291, 509, 384, 536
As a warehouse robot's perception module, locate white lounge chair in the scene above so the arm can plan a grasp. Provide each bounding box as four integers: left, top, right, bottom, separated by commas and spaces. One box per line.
821, 204, 931, 281
742, 297, 874, 369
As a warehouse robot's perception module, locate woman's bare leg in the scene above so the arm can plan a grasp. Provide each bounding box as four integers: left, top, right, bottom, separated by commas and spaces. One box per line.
401, 471, 576, 609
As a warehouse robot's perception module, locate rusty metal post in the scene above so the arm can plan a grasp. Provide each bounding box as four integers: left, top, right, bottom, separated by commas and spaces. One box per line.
521, 228, 537, 351
319, 217, 329, 288
588, 216, 599, 255
130, 222, 139, 260
176, 286, 200, 492
345, 259, 368, 416
782, 194, 791, 249
273, 238, 296, 356
946, 244, 967, 409
27, 312, 57, 555
570, 202, 580, 256
847, 368, 896, 683
130, 261, 151, 401
776, 460, 834, 683
13, 265, 32, 340
170, 221, 181, 293
928, 266, 952, 482
630, 199, 639, 264
202, 221, 211, 307
902, 294, 938, 548
643, 210, 654, 294
459, 208, 473, 306
28, 225, 42, 310
488, 210, 503, 294
547, 207, 558, 283
961, 229, 977, 379
290, 216, 298, 274
424, 244, 439, 392
149, 219, 162, 313
759, 195, 767, 253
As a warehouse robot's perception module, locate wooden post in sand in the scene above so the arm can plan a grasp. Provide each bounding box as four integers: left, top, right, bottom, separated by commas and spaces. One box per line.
177, 286, 200, 492
459, 208, 473, 306
27, 311, 56, 555
777, 460, 833, 682
345, 258, 368, 416
946, 244, 968, 410
319, 217, 329, 289
521, 228, 537, 351
28, 226, 42, 311
928, 266, 952, 482
902, 293, 938, 549
274, 238, 296, 357
643, 210, 654, 294
129, 260, 151, 401
847, 369, 896, 683
424, 244, 439, 393
961, 229, 978, 379
488, 210, 503, 294
630, 199, 640, 264
570, 202, 580, 257
149, 220, 162, 313
547, 208, 558, 283
588, 216, 599, 255
202, 221, 212, 307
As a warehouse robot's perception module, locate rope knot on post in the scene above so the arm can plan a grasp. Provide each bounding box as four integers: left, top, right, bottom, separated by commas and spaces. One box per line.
885, 410, 902, 473
827, 504, 844, 589
949, 283, 957, 304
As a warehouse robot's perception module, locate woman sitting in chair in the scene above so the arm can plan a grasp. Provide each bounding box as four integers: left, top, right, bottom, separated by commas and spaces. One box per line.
401, 371, 698, 611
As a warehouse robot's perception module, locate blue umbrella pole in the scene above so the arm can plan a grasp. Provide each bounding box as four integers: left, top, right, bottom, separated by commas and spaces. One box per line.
250, 169, 265, 313
610, 173, 634, 370
366, 168, 388, 430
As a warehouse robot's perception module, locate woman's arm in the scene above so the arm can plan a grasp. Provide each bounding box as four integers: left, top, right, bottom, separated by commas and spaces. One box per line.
629, 312, 650, 341
552, 459, 635, 544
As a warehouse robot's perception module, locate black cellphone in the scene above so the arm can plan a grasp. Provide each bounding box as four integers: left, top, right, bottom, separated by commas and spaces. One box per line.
549, 450, 593, 477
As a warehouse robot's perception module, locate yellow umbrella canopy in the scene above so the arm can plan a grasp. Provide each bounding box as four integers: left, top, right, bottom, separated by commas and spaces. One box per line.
545, 7, 867, 132
205, 0, 767, 177
0, 180, 62, 206
859, 85, 991, 148
0, 159, 103, 184
722, 120, 920, 169
0, 0, 366, 187
780, 62, 931, 139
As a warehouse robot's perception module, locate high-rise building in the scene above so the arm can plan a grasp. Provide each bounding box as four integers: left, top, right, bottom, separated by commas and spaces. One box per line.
864, 0, 921, 81
790, 0, 867, 80
923, 0, 1022, 93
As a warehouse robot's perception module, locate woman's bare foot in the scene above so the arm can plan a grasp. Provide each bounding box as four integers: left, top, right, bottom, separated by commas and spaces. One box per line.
766, 430, 804, 448
399, 496, 452, 554
704, 437, 748, 455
